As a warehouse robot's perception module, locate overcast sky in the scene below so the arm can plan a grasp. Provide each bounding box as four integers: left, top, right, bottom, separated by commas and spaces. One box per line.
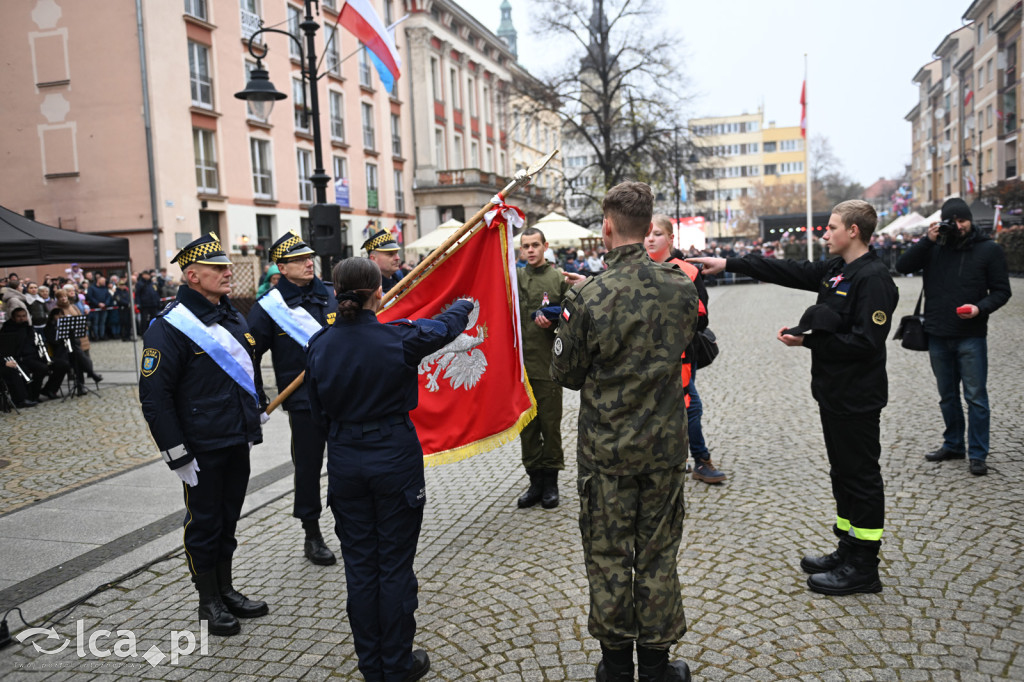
455, 0, 973, 188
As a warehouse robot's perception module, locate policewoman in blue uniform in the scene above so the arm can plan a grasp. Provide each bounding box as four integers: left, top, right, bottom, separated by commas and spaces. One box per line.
139, 233, 269, 636
690, 200, 898, 596
248, 231, 337, 567
306, 257, 472, 682
363, 229, 404, 293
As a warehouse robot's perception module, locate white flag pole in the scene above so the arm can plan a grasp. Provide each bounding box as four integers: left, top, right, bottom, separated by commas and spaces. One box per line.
805, 54, 814, 261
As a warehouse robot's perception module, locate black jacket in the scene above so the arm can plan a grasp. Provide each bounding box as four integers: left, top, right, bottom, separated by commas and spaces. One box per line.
139, 286, 263, 469
895, 228, 1011, 337
727, 250, 899, 414
135, 278, 162, 309
248, 276, 336, 412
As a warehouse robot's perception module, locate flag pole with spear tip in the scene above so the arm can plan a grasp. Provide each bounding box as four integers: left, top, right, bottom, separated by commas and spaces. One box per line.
264, 149, 559, 415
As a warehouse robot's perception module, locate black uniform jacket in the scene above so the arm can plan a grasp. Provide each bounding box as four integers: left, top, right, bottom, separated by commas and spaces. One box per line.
727, 250, 898, 414
139, 286, 264, 469
381, 271, 404, 294
248, 276, 336, 412
0, 319, 38, 363
894, 228, 1011, 338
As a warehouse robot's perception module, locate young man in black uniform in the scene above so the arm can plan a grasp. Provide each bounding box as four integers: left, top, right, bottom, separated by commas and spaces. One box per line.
249, 231, 337, 566
139, 233, 269, 635
690, 200, 898, 595
363, 229, 404, 293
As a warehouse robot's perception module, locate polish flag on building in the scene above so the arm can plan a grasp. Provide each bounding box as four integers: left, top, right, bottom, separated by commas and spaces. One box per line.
800, 80, 807, 138
339, 0, 401, 91
378, 219, 536, 465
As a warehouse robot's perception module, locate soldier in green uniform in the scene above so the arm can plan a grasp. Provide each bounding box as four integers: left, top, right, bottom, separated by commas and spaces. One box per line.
552, 182, 698, 682
516, 226, 570, 509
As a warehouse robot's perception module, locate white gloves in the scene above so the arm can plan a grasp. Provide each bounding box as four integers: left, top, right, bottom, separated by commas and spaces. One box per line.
260, 411, 270, 425
174, 459, 200, 487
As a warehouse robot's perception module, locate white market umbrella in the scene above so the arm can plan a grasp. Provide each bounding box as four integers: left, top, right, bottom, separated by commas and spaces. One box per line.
404, 219, 465, 257
514, 212, 598, 249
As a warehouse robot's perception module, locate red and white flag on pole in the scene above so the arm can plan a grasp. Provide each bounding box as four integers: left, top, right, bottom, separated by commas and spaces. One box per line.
378, 219, 536, 465
800, 80, 807, 138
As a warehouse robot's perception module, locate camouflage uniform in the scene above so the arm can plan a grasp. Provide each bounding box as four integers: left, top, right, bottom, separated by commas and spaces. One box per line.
550, 242, 698, 650
518, 262, 569, 471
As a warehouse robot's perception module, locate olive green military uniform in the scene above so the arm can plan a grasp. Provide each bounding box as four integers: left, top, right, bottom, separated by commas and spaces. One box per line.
550, 242, 698, 650
518, 262, 569, 471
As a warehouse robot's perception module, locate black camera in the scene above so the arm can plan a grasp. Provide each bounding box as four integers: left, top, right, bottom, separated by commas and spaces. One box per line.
937, 220, 958, 244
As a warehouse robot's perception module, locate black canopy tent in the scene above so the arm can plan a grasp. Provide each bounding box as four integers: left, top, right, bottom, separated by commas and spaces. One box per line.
1, 203, 139, 377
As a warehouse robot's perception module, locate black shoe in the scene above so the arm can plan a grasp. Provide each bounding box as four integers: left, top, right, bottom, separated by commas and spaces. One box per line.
637, 646, 690, 682
925, 447, 965, 462
75, 384, 88, 396
194, 571, 240, 636
517, 470, 543, 508
216, 561, 269, 618
41, 389, 60, 400
405, 649, 430, 681
969, 459, 988, 476
541, 469, 560, 509
15, 399, 38, 408
598, 644, 634, 682
806, 544, 882, 596
90, 373, 103, 383
302, 519, 337, 566
801, 550, 843, 575
691, 458, 727, 484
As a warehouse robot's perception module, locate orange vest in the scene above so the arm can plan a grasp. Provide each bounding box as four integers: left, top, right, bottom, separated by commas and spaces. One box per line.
668, 258, 706, 406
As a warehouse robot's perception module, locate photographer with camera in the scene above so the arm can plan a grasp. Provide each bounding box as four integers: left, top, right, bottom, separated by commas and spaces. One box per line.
895, 198, 1011, 476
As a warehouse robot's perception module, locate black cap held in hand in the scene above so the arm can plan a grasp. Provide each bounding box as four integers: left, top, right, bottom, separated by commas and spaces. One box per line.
941, 197, 972, 223
784, 304, 842, 336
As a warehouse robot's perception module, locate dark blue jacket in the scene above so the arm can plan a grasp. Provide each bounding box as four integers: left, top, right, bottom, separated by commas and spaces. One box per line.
135, 278, 161, 309
139, 286, 264, 469
86, 283, 112, 308
895, 227, 1011, 337
305, 301, 471, 427
248, 276, 336, 412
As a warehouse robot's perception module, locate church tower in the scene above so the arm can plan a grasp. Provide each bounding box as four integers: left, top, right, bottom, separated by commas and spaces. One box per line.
497, 0, 518, 60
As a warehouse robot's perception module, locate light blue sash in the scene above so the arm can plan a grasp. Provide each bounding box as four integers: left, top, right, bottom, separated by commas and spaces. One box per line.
164, 304, 259, 405
260, 288, 323, 348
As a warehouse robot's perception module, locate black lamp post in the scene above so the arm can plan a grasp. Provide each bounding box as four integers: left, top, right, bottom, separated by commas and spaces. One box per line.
235, 0, 342, 271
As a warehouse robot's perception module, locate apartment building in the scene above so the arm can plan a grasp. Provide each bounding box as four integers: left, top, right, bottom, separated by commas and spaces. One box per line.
907, 0, 1023, 208
689, 111, 806, 238
0, 0, 414, 277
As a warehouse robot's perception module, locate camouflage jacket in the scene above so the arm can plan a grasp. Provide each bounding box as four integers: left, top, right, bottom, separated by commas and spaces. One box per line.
550, 242, 698, 475
518, 262, 569, 378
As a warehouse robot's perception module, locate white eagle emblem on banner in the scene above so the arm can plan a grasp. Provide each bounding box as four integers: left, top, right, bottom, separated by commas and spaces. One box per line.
418, 298, 488, 392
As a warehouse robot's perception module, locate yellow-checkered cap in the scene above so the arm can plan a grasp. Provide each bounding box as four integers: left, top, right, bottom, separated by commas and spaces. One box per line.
270, 231, 316, 263
171, 233, 231, 267
361, 229, 399, 253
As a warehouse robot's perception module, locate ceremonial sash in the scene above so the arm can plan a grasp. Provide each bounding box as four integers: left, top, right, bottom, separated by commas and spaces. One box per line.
260, 288, 323, 347
164, 304, 259, 405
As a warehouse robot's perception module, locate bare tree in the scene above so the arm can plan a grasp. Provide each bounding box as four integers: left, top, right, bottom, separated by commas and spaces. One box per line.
810, 135, 864, 207
518, 0, 689, 227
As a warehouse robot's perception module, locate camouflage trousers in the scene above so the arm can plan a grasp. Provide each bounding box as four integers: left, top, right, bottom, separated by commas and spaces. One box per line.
521, 379, 564, 471
577, 465, 687, 649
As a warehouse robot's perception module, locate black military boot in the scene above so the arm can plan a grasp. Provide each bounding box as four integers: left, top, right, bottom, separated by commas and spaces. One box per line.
517, 470, 543, 508
637, 646, 691, 682
193, 571, 240, 636
801, 530, 853, 574
302, 519, 337, 566
216, 560, 270, 618
405, 648, 431, 681
541, 469, 560, 509
806, 541, 883, 595
596, 643, 634, 682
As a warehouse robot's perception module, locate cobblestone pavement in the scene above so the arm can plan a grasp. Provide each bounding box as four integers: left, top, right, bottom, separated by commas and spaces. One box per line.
1, 277, 1022, 680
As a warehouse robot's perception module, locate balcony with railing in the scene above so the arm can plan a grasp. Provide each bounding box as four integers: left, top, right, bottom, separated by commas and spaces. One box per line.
240, 7, 261, 42
431, 168, 557, 204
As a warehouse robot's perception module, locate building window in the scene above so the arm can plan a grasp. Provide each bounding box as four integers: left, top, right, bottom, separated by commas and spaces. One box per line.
288, 5, 302, 60
987, 104, 994, 128
366, 163, 379, 209
297, 148, 313, 204
250, 138, 273, 198
431, 57, 441, 100
450, 68, 461, 109
362, 102, 375, 150
240, 0, 261, 40
293, 79, 308, 132
391, 113, 402, 156
188, 41, 213, 108
485, 145, 493, 172
185, 0, 207, 21
394, 169, 405, 213
322, 0, 335, 10
764, 163, 777, 175
482, 84, 490, 122
384, 0, 393, 24
467, 76, 476, 117
193, 128, 218, 194
333, 155, 348, 180
780, 139, 803, 151
453, 133, 463, 167
325, 26, 341, 75
330, 91, 345, 142
987, 59, 993, 84
434, 127, 446, 167
470, 140, 479, 168
500, 150, 507, 176
359, 45, 373, 88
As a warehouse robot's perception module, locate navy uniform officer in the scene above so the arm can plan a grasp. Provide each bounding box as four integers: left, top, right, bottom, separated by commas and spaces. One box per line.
248, 231, 338, 566
690, 199, 898, 597
363, 229, 404, 293
306, 257, 472, 682
139, 233, 269, 636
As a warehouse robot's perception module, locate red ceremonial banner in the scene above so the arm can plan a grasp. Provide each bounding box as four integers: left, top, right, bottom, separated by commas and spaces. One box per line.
378, 221, 536, 465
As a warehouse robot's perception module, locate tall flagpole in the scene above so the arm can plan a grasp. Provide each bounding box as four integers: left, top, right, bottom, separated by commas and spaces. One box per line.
804, 54, 814, 261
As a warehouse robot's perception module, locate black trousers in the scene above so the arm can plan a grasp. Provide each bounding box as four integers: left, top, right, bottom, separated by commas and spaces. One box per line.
819, 407, 885, 542
181, 443, 250, 576
288, 409, 328, 521
22, 356, 68, 398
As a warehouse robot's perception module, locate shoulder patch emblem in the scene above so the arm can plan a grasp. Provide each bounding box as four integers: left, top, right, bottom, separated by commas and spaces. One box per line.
326, 312, 336, 325
244, 332, 256, 346
872, 310, 887, 326
141, 348, 160, 377
553, 337, 563, 356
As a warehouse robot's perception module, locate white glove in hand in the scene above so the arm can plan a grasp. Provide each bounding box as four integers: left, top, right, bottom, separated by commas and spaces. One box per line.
260, 411, 270, 425
175, 459, 200, 487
